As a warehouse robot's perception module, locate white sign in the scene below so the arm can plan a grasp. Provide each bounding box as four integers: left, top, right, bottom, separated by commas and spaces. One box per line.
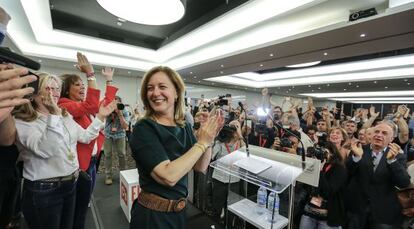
120, 169, 140, 222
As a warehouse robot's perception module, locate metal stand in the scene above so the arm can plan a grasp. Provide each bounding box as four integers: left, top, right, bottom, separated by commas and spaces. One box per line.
288, 181, 296, 229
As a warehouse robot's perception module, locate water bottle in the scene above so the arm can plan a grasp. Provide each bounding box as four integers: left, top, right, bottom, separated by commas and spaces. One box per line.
267, 192, 279, 223
256, 186, 267, 215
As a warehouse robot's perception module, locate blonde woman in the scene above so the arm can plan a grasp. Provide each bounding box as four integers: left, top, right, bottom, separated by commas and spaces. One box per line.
13, 73, 116, 229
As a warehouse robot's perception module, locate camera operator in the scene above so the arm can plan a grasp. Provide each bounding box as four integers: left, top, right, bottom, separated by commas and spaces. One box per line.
103, 96, 129, 185
299, 142, 347, 228
211, 120, 245, 222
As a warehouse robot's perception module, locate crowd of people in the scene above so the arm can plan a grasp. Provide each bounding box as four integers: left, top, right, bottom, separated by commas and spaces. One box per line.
1, 6, 414, 229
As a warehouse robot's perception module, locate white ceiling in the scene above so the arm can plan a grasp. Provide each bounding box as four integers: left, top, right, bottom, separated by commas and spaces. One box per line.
2, 0, 414, 103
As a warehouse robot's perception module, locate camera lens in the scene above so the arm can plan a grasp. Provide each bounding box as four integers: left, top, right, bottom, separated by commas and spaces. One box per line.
117, 103, 125, 110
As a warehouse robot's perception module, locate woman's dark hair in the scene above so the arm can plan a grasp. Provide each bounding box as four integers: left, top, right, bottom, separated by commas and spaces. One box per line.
324, 141, 343, 165
60, 74, 82, 99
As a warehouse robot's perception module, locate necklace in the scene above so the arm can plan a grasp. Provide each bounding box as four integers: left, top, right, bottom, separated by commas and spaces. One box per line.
61, 119, 76, 162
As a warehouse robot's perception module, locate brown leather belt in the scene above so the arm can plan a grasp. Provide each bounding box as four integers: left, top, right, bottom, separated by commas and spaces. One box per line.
138, 191, 186, 213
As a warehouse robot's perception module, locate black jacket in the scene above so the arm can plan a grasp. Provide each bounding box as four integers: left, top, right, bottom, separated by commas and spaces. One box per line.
316, 162, 348, 226
346, 146, 411, 225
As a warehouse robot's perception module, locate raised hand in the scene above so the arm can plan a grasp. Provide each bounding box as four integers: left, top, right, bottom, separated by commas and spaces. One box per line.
96, 100, 117, 121
0, 67, 37, 108
350, 141, 363, 157
75, 52, 94, 75
387, 143, 402, 160
40, 91, 61, 115
369, 106, 379, 118
102, 67, 114, 81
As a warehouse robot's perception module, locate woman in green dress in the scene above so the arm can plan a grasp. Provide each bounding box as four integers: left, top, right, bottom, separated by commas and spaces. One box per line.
129, 66, 223, 229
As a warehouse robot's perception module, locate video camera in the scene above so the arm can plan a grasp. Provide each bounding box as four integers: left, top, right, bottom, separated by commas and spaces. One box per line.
217, 124, 237, 143
307, 145, 327, 161
215, 94, 230, 107
316, 132, 328, 147
0, 47, 41, 98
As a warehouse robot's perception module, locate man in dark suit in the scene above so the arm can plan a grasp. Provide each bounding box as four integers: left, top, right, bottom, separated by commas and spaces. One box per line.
347, 122, 410, 229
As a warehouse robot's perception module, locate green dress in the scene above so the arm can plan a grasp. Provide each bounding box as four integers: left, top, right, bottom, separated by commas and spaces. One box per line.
129, 118, 197, 229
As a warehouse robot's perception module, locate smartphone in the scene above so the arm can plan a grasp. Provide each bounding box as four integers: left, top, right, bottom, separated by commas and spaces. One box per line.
23, 71, 39, 99
336, 101, 342, 109
246, 119, 252, 128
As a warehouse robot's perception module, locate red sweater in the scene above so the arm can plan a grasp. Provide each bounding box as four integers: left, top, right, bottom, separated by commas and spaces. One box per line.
58, 86, 118, 171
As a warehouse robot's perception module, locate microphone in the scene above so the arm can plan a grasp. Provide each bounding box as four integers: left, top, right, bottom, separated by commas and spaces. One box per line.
238, 102, 244, 111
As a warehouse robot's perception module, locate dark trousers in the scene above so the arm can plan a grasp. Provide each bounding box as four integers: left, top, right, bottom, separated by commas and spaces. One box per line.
0, 169, 18, 227
73, 157, 97, 229
347, 210, 401, 229
22, 178, 77, 229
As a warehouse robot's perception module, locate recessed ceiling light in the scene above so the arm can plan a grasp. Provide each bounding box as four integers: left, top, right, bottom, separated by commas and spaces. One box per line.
288, 88, 291, 91
384, 86, 388, 89
308, 85, 311, 87
404, 79, 408, 82
97, 0, 185, 25
245, 87, 248, 90
193, 76, 197, 79
286, 61, 321, 68
38, 59, 42, 63
408, 83, 411, 85
373, 81, 377, 84
343, 89, 347, 91
318, 87, 321, 90
220, 64, 224, 68
327, 84, 330, 86
198, 80, 201, 83
311, 90, 314, 92
360, 33, 366, 38
292, 86, 295, 89
118, 18, 127, 22
190, 72, 193, 74
286, 91, 289, 93
259, 64, 264, 67
220, 71, 224, 74
323, 52, 328, 56
348, 82, 352, 85
127, 71, 131, 74
116, 21, 123, 26
356, 85, 359, 88
269, 53, 274, 57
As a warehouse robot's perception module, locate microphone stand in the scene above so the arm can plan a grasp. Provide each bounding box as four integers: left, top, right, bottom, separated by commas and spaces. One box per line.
239, 104, 250, 157
265, 112, 306, 170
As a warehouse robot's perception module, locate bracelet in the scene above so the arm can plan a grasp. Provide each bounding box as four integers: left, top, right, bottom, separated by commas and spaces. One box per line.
87, 77, 96, 81
86, 72, 95, 78
194, 142, 210, 153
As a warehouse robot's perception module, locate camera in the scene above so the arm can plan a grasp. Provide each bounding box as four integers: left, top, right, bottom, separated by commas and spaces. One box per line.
215, 95, 228, 106
0, 47, 41, 98
307, 145, 327, 161
117, 103, 125, 110
280, 137, 293, 148
217, 124, 237, 143
316, 132, 327, 147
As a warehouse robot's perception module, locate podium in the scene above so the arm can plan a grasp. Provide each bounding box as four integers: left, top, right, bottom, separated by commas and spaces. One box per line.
210, 145, 320, 229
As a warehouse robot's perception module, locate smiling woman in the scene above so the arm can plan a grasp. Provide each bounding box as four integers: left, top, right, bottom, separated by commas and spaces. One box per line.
129, 66, 224, 229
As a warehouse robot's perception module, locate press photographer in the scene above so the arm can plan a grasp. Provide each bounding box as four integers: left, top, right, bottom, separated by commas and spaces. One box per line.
299, 141, 347, 228
272, 129, 302, 155
210, 120, 245, 222
103, 95, 130, 185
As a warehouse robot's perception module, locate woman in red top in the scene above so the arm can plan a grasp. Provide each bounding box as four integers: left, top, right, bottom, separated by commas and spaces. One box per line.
58, 52, 118, 229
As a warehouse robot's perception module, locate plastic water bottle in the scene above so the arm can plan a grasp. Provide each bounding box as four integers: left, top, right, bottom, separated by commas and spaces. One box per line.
256, 186, 267, 215
267, 192, 279, 223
